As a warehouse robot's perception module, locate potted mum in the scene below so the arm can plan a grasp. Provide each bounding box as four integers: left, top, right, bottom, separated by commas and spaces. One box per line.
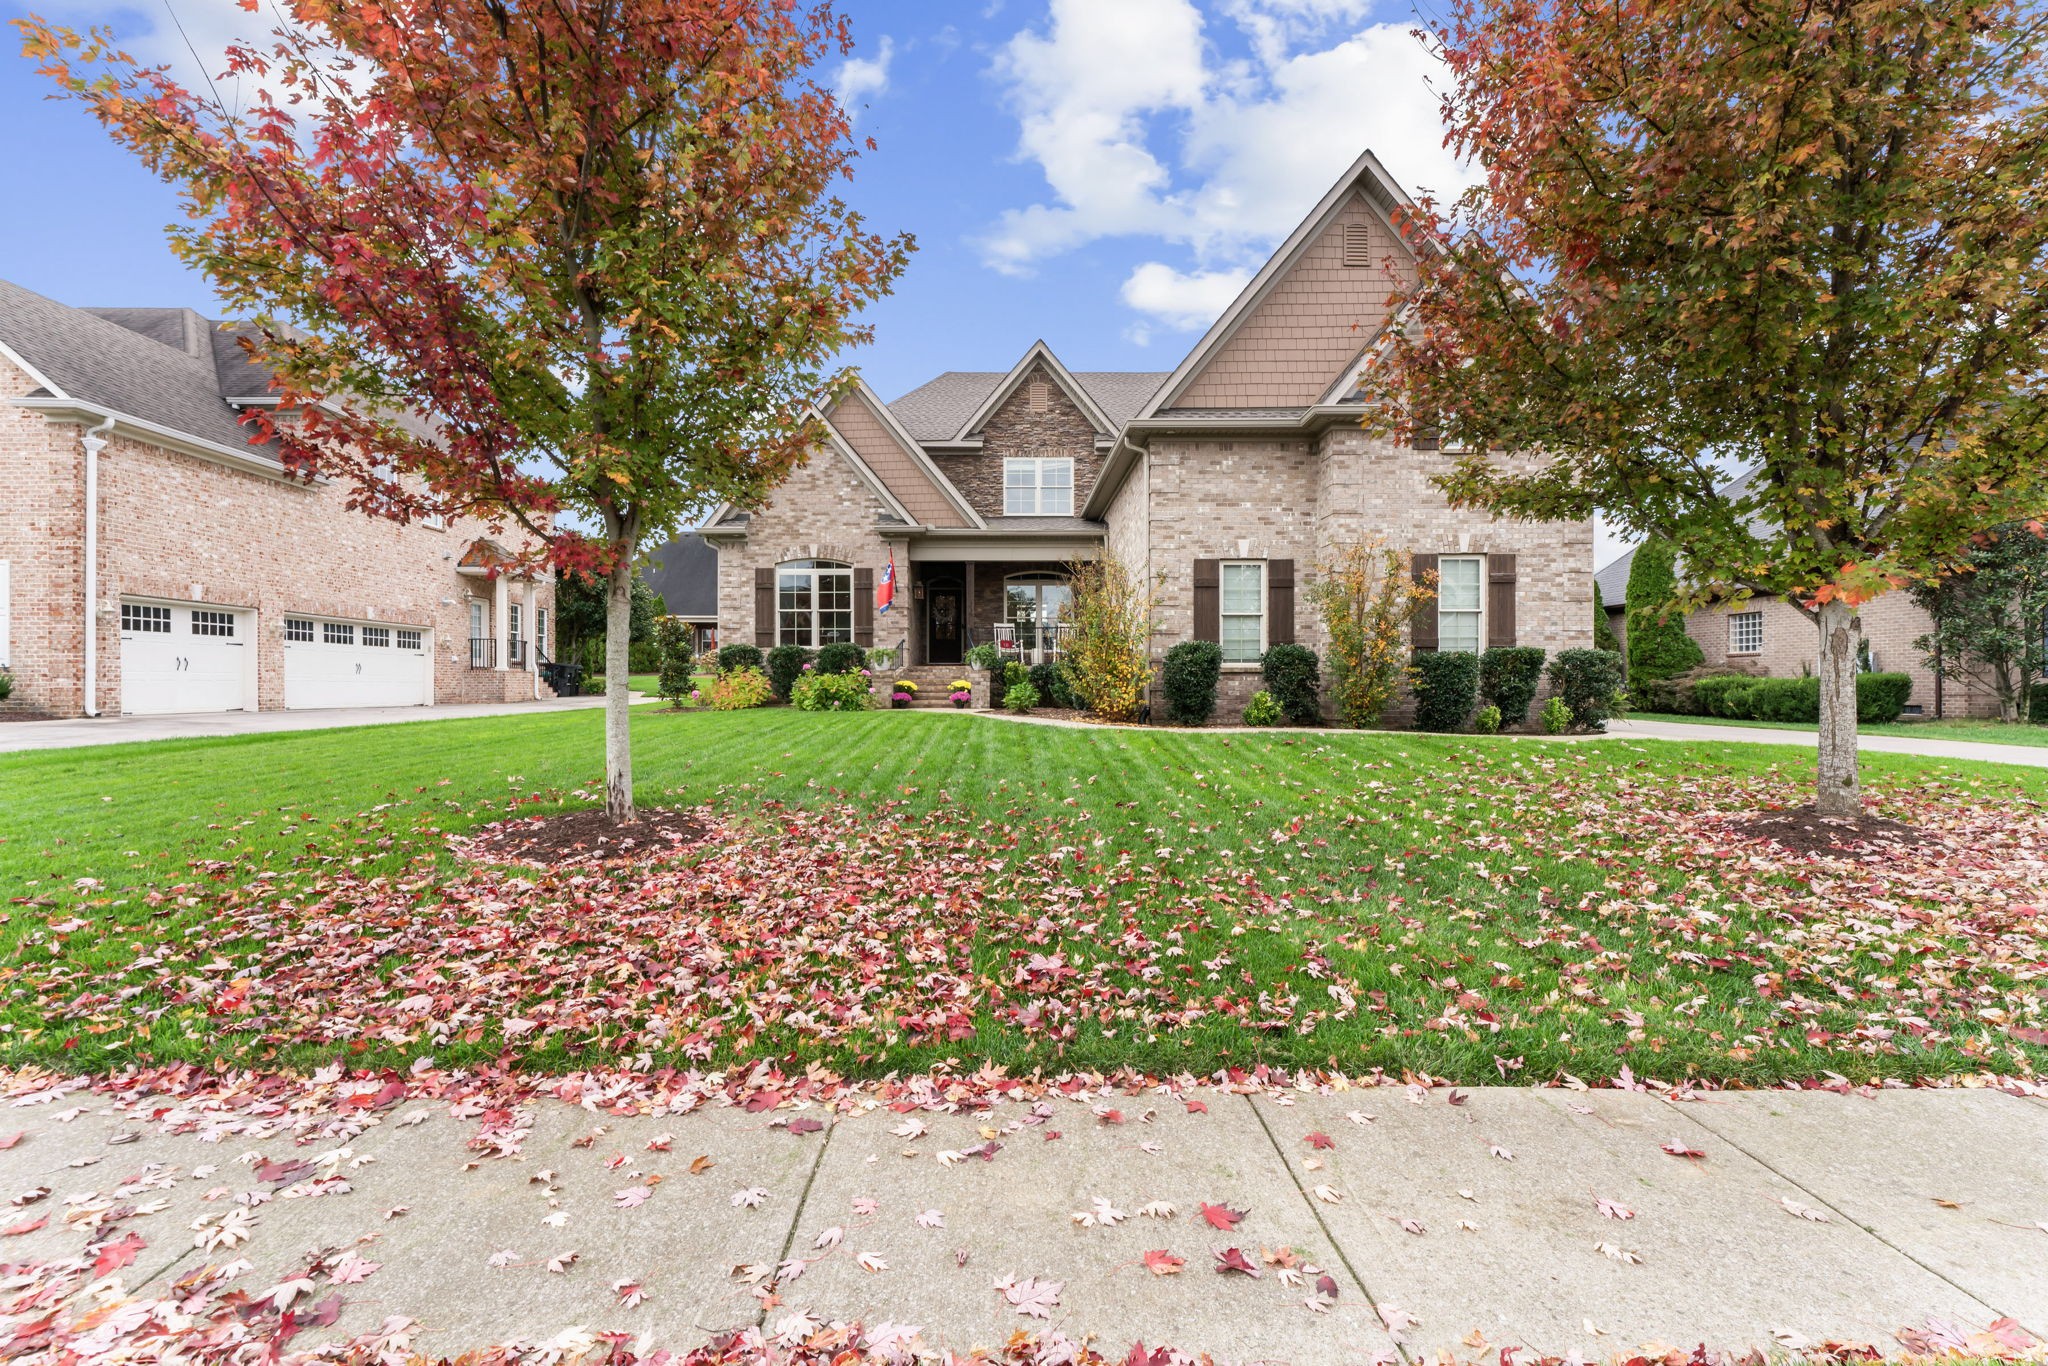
949, 679, 972, 709
891, 679, 916, 710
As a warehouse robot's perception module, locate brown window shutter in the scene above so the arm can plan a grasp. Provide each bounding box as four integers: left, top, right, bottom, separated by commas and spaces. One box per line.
1410, 553, 1440, 652
853, 567, 875, 647
1192, 559, 1220, 643
1488, 553, 1517, 648
1267, 559, 1296, 646
754, 567, 775, 648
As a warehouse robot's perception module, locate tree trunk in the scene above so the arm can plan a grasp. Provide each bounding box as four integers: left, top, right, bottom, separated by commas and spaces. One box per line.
604, 541, 637, 825
1815, 597, 1862, 818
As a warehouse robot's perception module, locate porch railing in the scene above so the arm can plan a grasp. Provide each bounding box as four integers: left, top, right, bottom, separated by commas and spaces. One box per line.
469, 636, 496, 669
984, 620, 1071, 664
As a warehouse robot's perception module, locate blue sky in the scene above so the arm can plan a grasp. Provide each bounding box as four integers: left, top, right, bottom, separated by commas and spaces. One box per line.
0, 0, 1621, 563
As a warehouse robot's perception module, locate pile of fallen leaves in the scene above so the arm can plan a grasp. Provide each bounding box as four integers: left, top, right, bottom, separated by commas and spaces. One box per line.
11, 766, 2047, 1082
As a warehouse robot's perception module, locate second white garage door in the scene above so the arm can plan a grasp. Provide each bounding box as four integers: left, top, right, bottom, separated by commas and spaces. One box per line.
283, 618, 430, 709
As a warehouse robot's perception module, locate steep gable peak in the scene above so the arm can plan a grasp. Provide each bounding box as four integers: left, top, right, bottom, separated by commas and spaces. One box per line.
951, 341, 1116, 440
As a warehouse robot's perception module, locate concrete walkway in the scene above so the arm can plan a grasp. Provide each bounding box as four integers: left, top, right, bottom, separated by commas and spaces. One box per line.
0, 693, 663, 754
5, 1085, 2042, 1361
1604, 717, 2048, 768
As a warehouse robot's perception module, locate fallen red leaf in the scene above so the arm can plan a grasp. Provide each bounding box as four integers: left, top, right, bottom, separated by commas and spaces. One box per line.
1198, 1202, 1247, 1230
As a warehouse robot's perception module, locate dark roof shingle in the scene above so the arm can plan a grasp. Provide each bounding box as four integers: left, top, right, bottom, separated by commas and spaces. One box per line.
887, 370, 1169, 442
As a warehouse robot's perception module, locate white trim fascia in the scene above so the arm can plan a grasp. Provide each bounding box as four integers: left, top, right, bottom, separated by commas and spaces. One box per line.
1139, 149, 1419, 419
0, 339, 68, 400
949, 340, 1117, 441
814, 408, 919, 527
841, 378, 986, 529
13, 396, 312, 484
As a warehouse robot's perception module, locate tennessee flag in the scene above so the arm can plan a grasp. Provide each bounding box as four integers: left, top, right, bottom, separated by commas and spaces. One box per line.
877, 553, 897, 614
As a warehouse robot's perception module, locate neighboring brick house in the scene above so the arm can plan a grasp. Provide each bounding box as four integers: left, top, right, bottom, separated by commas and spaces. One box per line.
699, 151, 1597, 720
1592, 545, 2002, 718
0, 278, 556, 719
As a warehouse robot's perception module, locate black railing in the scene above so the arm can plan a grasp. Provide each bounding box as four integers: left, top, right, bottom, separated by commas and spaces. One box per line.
508, 639, 529, 667
469, 636, 496, 669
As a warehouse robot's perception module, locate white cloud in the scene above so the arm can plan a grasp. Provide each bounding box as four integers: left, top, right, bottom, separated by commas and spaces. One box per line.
982, 0, 1474, 291
835, 35, 895, 115
1120, 261, 1253, 333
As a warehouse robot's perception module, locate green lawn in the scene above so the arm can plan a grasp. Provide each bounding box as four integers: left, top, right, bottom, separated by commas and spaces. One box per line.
1634, 711, 2048, 747
1, 709, 2042, 1084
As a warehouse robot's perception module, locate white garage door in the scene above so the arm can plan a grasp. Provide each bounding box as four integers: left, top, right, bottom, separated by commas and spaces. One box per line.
120, 602, 248, 715
284, 618, 430, 709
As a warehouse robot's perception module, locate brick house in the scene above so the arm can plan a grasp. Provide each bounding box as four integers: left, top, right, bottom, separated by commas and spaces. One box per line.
700, 151, 1594, 720
0, 278, 556, 719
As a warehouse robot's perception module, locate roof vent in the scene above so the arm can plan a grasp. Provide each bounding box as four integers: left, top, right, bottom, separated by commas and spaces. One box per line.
1027, 379, 1049, 412
1342, 221, 1373, 268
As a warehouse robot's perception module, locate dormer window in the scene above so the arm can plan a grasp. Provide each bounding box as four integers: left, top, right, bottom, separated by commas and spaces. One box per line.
1005, 457, 1073, 516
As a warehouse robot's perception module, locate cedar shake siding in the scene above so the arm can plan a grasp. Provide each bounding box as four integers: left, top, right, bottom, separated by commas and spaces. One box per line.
825, 388, 970, 528
1173, 195, 1413, 410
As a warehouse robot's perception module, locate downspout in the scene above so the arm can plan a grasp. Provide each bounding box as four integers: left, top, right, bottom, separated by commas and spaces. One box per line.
80, 416, 115, 717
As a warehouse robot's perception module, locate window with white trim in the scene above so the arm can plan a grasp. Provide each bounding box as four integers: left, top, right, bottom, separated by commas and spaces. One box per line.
507, 604, 523, 643
363, 625, 391, 648
535, 608, 549, 659
1730, 610, 1764, 655
191, 610, 236, 638
1004, 457, 1074, 516
1437, 556, 1485, 653
285, 618, 314, 642
323, 622, 355, 646
396, 629, 423, 650
122, 604, 171, 634
1219, 561, 1266, 663
777, 560, 853, 647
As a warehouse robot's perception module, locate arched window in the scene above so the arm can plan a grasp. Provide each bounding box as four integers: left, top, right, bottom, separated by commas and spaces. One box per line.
777, 560, 853, 647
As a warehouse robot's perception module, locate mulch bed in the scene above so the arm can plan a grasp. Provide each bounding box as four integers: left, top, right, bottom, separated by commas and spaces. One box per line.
1727, 803, 1931, 859
454, 805, 709, 868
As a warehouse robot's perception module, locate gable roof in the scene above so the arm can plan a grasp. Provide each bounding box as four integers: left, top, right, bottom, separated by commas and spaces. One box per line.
644, 532, 718, 618
945, 341, 1114, 440
827, 379, 983, 528
1593, 549, 1635, 608
698, 400, 922, 534
889, 369, 1169, 443
0, 278, 284, 463
1137, 149, 1417, 419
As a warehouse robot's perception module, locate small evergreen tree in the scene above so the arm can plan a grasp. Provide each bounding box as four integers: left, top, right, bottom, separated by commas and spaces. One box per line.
1909, 522, 2048, 722
1625, 540, 1703, 684
654, 616, 693, 709
1593, 581, 1620, 654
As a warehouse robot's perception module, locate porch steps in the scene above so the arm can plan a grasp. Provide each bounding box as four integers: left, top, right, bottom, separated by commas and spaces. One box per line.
885, 665, 977, 709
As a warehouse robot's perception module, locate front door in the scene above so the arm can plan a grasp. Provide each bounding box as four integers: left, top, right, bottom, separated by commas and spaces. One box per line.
925, 580, 963, 664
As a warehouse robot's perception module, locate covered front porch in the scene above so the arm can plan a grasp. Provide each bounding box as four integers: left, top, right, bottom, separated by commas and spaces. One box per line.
896, 533, 1101, 668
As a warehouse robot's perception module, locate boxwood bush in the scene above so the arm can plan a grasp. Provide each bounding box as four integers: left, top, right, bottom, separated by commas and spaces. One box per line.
1260, 643, 1321, 724
1689, 671, 1913, 724
1546, 648, 1627, 731
1477, 646, 1546, 729
1857, 672, 1913, 723
1029, 660, 1078, 709
764, 645, 812, 700
1412, 650, 1480, 731
716, 643, 764, 676
814, 641, 866, 676
1162, 640, 1223, 725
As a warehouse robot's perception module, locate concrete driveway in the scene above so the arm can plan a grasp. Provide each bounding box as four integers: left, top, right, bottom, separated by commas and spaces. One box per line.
0, 692, 662, 754
1605, 717, 2048, 768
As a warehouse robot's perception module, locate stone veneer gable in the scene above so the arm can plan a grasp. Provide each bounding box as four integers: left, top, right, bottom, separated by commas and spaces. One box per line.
929, 363, 1104, 521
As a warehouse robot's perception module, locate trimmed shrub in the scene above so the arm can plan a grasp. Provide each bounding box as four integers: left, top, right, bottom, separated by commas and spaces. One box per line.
1474, 704, 1502, 734
717, 643, 764, 676
1546, 648, 1627, 731
1593, 581, 1621, 653
654, 616, 693, 708
584, 673, 606, 696
1746, 676, 1820, 722
1003, 680, 1040, 713
1858, 672, 1913, 723
2031, 681, 2048, 724
1242, 690, 1284, 726
765, 645, 812, 700
1477, 646, 1546, 728
627, 640, 663, 675
1161, 640, 1223, 725
1412, 650, 1480, 731
0, 670, 11, 702
791, 671, 873, 711
1540, 696, 1573, 734
1692, 674, 1752, 718
708, 667, 772, 711
1029, 660, 1077, 709
814, 641, 865, 676
1624, 539, 1704, 683
1260, 643, 1321, 724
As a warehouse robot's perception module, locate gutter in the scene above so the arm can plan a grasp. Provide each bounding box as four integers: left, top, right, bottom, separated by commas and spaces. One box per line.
14, 397, 311, 483
1082, 405, 1372, 519
80, 415, 115, 717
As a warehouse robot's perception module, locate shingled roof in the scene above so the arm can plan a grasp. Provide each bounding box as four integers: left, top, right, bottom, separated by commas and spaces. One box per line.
887, 370, 1169, 443
0, 277, 281, 462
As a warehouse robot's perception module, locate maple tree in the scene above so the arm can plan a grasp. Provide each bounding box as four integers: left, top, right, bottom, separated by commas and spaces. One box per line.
17, 0, 912, 822
1376, 0, 2048, 816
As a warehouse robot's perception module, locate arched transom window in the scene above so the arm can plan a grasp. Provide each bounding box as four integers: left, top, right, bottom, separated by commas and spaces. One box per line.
777, 560, 853, 647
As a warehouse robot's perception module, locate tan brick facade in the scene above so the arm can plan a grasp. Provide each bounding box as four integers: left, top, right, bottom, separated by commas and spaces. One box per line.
1685, 592, 1999, 718
0, 356, 554, 718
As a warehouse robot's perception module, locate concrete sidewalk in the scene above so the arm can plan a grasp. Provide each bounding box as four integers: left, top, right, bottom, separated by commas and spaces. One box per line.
1604, 717, 2048, 768
4, 1085, 2042, 1362
0, 692, 663, 754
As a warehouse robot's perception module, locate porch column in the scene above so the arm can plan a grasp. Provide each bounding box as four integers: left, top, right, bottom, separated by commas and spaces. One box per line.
493, 573, 510, 671
964, 562, 976, 652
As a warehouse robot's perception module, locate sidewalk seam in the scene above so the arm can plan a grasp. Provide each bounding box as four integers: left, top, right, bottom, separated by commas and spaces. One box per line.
1242, 1094, 1409, 1364
1666, 1101, 2021, 1329
755, 1121, 836, 1331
